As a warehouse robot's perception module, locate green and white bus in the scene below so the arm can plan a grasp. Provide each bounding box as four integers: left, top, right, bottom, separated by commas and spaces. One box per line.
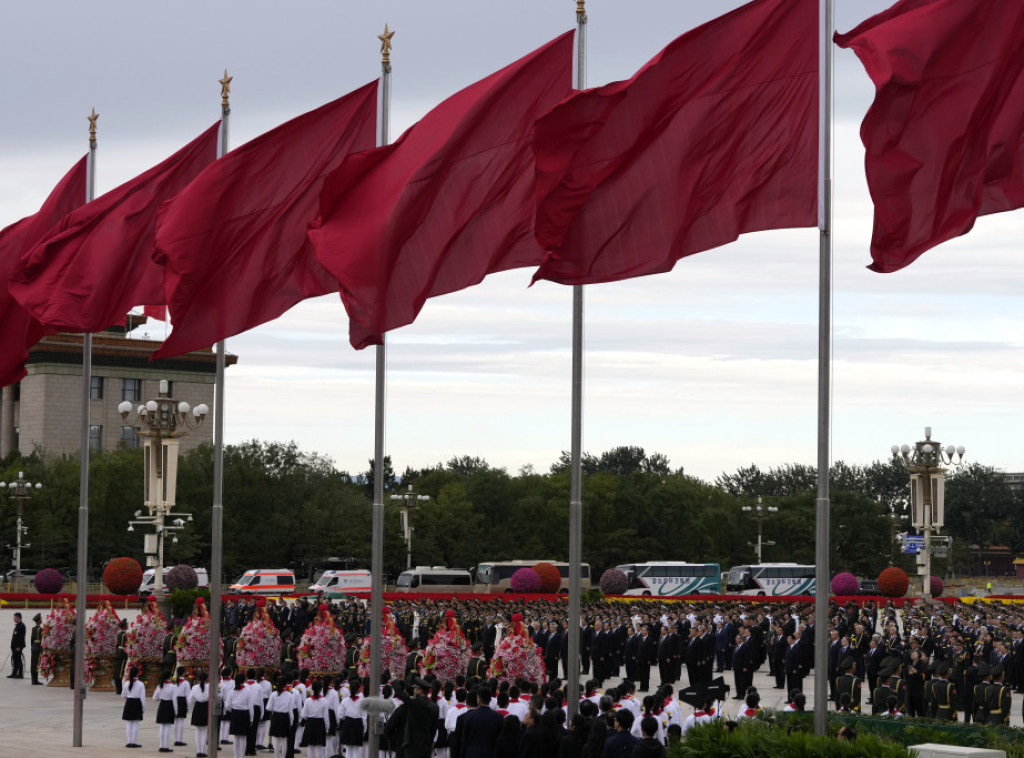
614, 562, 722, 596
726, 563, 816, 596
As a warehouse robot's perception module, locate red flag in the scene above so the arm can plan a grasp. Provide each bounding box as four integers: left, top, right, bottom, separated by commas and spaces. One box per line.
143, 304, 166, 321
0, 157, 88, 386
11, 123, 220, 332
152, 82, 378, 359
835, 0, 1024, 272
309, 32, 574, 350
532, 0, 818, 285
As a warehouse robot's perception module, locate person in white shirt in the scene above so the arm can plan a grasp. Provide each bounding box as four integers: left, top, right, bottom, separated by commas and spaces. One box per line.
153, 671, 178, 753
301, 680, 330, 758
323, 675, 341, 758
121, 666, 146, 749
681, 695, 715, 734
226, 673, 254, 758
506, 686, 528, 722
173, 666, 191, 747
265, 677, 295, 758
188, 670, 212, 757
257, 668, 273, 750
219, 668, 236, 746
736, 691, 761, 721
339, 678, 367, 758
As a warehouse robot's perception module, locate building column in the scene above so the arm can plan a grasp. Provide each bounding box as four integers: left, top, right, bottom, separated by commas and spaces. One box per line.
0, 384, 15, 459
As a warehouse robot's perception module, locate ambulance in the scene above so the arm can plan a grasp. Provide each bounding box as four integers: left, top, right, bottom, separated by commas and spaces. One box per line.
230, 569, 296, 596
308, 569, 372, 594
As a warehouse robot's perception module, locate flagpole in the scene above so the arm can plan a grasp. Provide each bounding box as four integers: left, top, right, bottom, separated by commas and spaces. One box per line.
566, 0, 586, 720
206, 70, 231, 758
367, 23, 393, 758
813, 0, 833, 737
71, 107, 98, 748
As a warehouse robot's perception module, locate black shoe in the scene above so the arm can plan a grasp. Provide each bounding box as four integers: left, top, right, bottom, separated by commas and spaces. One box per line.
126, 744, 133, 748
175, 742, 187, 746
198, 754, 208, 757
221, 741, 232, 745
32, 680, 43, 685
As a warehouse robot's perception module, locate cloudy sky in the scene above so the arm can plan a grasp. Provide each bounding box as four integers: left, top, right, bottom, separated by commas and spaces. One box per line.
2, 1, 1021, 483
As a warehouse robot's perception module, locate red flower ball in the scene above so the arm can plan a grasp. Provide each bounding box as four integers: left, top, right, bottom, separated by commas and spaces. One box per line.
877, 567, 910, 598
103, 557, 144, 596
531, 562, 562, 594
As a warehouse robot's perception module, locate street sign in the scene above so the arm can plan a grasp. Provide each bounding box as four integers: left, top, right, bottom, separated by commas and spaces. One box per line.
902, 535, 925, 554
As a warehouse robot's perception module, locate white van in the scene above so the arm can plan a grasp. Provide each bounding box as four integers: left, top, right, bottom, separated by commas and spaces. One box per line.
309, 569, 372, 593
230, 569, 296, 596
394, 566, 473, 593
139, 567, 210, 598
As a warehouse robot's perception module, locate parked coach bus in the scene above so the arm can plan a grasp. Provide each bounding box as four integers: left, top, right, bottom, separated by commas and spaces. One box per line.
614, 562, 721, 596
474, 560, 592, 593
726, 563, 816, 596
394, 566, 473, 593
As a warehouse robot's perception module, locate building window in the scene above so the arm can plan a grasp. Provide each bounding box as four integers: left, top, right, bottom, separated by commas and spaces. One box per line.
90, 376, 104, 400
88, 425, 102, 451
164, 380, 174, 397
122, 378, 142, 403
12, 382, 20, 402
119, 426, 140, 450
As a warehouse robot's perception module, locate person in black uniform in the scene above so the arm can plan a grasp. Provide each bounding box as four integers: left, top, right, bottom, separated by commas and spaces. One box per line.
8, 612, 26, 679
30, 613, 43, 685
579, 618, 593, 675
636, 625, 655, 692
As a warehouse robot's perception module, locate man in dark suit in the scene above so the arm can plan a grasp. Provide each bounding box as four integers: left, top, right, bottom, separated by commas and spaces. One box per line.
402, 678, 439, 758
592, 620, 611, 684
560, 620, 572, 679
733, 632, 751, 699
636, 625, 655, 692
460, 688, 504, 758
785, 632, 808, 695
828, 629, 842, 701
9, 612, 26, 679
602, 710, 638, 756
544, 621, 561, 680
483, 616, 497, 664
625, 626, 640, 682
579, 619, 593, 675
684, 628, 701, 687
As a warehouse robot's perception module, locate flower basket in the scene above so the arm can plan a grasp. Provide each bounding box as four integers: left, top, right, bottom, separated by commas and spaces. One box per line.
297, 604, 346, 674
44, 652, 73, 688
422, 613, 471, 684
126, 597, 168, 687
40, 598, 76, 686
487, 616, 545, 685
84, 600, 121, 690
236, 607, 282, 670
86, 654, 118, 692
358, 607, 408, 680
174, 597, 223, 678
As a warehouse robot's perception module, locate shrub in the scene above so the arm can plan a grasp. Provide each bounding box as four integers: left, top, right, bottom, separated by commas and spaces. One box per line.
510, 567, 541, 593
878, 566, 910, 598
929, 576, 944, 597
830, 572, 858, 596
33, 568, 64, 594
104, 557, 144, 595
599, 568, 629, 595
531, 562, 562, 594
164, 564, 199, 591
169, 587, 211, 619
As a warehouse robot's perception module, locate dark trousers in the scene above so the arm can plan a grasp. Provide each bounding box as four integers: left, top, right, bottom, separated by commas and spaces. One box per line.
11, 647, 24, 677
580, 652, 590, 675
638, 662, 651, 691
246, 705, 261, 754
31, 646, 41, 683
786, 672, 804, 695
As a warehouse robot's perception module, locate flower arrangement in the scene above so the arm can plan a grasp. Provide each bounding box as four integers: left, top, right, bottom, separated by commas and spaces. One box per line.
830, 572, 859, 596
165, 564, 199, 591
34, 568, 64, 594
532, 562, 561, 594
84, 600, 121, 683
126, 596, 167, 669
487, 613, 545, 684
358, 606, 408, 679
297, 603, 346, 673
422, 611, 470, 684
237, 605, 283, 669
104, 557, 143, 596
599, 568, 628, 595
38, 598, 76, 678
877, 567, 909, 598
510, 567, 541, 593
175, 597, 223, 673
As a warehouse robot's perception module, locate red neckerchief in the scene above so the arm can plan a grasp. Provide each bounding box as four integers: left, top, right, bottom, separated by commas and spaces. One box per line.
455, 704, 466, 710
694, 710, 706, 718
708, 706, 716, 716
663, 697, 673, 708
743, 707, 758, 717
351, 694, 360, 701
312, 695, 321, 700
238, 684, 245, 691
497, 709, 508, 715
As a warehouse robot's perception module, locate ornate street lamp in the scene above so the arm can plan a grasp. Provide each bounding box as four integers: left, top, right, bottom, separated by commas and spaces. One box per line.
0, 471, 42, 580
742, 496, 778, 563
118, 379, 208, 599
891, 426, 965, 597
390, 484, 429, 571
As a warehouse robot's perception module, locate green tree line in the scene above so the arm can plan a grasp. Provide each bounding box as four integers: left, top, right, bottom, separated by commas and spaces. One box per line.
1, 442, 1020, 584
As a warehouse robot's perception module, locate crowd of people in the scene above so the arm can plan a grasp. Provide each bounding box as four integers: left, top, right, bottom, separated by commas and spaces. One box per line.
8, 594, 1024, 756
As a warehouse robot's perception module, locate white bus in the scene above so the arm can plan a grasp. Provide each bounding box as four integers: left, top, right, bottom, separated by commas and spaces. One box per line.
395, 566, 473, 593
614, 562, 722, 596
474, 560, 592, 593
726, 563, 816, 596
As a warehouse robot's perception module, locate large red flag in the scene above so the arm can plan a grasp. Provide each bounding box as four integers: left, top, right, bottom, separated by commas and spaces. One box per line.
152, 82, 378, 359
11, 123, 220, 332
835, 0, 1024, 272
0, 157, 88, 386
532, 0, 818, 285
309, 32, 574, 350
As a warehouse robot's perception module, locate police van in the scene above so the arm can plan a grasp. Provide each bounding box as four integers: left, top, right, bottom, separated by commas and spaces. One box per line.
308, 569, 372, 593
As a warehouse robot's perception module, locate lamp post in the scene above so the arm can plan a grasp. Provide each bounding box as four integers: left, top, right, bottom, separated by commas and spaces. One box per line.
891, 426, 964, 597
118, 379, 207, 600
742, 496, 778, 563
0, 472, 42, 578
390, 484, 429, 571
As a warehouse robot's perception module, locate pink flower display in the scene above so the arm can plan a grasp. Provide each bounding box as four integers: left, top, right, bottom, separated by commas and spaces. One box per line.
236, 607, 282, 669
39, 598, 76, 678
297, 604, 346, 673
83, 600, 120, 684
422, 612, 471, 684
126, 596, 167, 670
174, 598, 223, 673
487, 613, 545, 685
358, 606, 408, 680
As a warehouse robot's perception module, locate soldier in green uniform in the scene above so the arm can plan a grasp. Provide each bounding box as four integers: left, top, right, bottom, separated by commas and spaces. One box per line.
835, 657, 862, 713
986, 664, 1012, 725
972, 662, 992, 724
466, 642, 487, 680
280, 629, 296, 674
223, 627, 238, 676
950, 639, 971, 722
113, 618, 128, 693
931, 660, 958, 721
162, 623, 178, 673
886, 656, 907, 713
871, 663, 896, 715
29, 613, 43, 685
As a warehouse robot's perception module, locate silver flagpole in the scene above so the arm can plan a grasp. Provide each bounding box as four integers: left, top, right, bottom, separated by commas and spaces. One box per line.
566, 0, 586, 720
207, 70, 231, 758
367, 24, 393, 758
813, 0, 833, 737
72, 107, 98, 748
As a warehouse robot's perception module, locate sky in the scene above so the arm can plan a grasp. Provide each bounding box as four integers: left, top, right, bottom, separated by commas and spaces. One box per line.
1, 1, 1021, 484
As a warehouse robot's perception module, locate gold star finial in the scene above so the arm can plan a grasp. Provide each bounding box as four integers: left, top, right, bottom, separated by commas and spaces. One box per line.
220, 69, 232, 108
379, 23, 395, 66
87, 108, 99, 143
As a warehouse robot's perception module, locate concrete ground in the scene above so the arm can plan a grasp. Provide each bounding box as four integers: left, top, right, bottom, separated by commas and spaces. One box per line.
0, 606, 1019, 756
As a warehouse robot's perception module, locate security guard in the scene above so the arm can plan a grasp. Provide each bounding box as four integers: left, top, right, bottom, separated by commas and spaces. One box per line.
972, 662, 992, 724
113, 618, 129, 693
835, 657, 862, 713
930, 660, 958, 721
29, 613, 43, 685
986, 664, 1012, 725
871, 663, 896, 715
